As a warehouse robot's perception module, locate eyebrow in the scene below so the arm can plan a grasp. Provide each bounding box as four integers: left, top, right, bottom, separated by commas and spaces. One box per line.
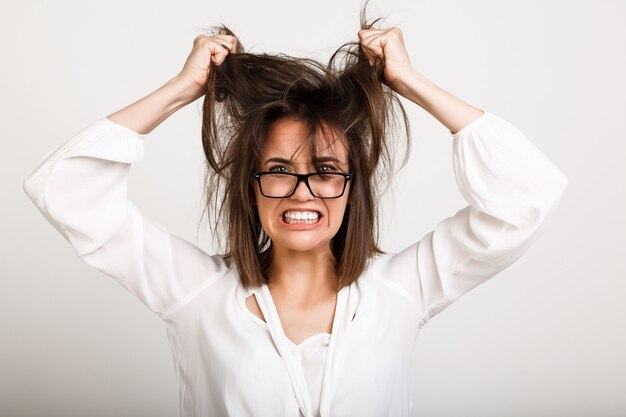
264, 156, 344, 165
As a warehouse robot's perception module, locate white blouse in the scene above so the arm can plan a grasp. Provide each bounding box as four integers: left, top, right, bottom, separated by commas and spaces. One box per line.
23, 110, 568, 417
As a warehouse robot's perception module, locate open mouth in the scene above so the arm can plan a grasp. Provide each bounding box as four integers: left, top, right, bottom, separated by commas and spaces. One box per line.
280, 211, 323, 225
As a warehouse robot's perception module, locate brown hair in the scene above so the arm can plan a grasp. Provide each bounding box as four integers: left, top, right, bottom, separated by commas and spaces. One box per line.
199, 4, 411, 291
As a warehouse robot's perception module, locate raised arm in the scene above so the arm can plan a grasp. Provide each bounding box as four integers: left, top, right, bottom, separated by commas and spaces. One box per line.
107, 33, 237, 133
360, 27, 568, 329
23, 34, 237, 319
358, 26, 484, 134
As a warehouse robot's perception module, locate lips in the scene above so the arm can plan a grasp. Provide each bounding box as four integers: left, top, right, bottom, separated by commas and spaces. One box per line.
281, 210, 322, 219
279, 211, 323, 228
280, 208, 323, 220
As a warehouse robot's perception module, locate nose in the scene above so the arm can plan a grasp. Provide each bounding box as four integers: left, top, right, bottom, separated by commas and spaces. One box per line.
291, 176, 315, 200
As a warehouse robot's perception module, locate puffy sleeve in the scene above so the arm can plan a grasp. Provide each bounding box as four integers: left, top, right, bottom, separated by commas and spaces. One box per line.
370, 111, 568, 329
22, 117, 231, 320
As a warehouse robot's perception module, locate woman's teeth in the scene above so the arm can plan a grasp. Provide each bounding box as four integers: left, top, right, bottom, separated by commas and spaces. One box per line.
283, 211, 320, 224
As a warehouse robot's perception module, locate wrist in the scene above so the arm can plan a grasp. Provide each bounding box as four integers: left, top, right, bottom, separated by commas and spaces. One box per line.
166, 74, 205, 109
391, 68, 433, 106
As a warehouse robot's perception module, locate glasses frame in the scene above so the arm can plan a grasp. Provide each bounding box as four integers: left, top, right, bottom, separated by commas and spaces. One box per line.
252, 171, 353, 199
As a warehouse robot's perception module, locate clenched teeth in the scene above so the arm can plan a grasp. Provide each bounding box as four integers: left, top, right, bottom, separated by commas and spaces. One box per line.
283, 211, 320, 220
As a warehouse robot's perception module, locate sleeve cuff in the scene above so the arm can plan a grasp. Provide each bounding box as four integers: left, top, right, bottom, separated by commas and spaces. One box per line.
450, 110, 489, 140
101, 116, 150, 139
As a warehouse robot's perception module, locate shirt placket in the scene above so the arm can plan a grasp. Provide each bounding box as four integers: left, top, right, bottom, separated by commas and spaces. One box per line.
255, 284, 350, 417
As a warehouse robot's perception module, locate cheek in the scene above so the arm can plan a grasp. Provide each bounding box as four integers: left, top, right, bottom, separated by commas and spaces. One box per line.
329, 199, 350, 226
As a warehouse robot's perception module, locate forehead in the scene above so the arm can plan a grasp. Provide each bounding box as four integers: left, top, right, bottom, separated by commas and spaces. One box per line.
261, 116, 348, 162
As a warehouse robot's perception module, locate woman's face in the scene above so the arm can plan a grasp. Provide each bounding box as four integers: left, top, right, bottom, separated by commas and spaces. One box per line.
253, 116, 351, 255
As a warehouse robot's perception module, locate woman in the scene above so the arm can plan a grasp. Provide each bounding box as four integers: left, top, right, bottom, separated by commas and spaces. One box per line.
23, 11, 568, 417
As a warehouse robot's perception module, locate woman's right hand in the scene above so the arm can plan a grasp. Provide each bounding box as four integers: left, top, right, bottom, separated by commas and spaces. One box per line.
178, 34, 237, 97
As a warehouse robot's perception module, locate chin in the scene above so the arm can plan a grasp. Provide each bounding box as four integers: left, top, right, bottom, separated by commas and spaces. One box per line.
273, 236, 332, 253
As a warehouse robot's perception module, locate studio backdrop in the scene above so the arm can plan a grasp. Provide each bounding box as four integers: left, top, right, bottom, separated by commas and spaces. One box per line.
2, 1, 624, 416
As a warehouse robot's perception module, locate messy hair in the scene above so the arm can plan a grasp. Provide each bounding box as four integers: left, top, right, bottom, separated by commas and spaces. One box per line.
200, 4, 411, 290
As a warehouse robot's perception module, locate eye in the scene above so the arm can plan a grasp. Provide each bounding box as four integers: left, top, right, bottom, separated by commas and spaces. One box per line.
268, 165, 288, 172
317, 164, 336, 172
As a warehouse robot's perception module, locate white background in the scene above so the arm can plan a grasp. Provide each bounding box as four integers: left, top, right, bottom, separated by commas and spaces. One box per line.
2, 0, 624, 416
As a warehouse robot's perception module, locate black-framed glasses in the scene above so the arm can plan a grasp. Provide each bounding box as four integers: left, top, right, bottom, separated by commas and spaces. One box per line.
252, 171, 353, 199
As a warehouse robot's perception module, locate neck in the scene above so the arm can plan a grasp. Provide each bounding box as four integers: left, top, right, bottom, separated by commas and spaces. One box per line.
267, 243, 339, 306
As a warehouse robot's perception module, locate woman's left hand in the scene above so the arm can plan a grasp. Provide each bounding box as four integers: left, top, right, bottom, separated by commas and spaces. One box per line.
358, 27, 415, 94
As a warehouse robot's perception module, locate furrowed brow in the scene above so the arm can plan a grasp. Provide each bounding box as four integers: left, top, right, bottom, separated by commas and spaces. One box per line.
312, 156, 342, 164
264, 157, 293, 165
263, 156, 346, 167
